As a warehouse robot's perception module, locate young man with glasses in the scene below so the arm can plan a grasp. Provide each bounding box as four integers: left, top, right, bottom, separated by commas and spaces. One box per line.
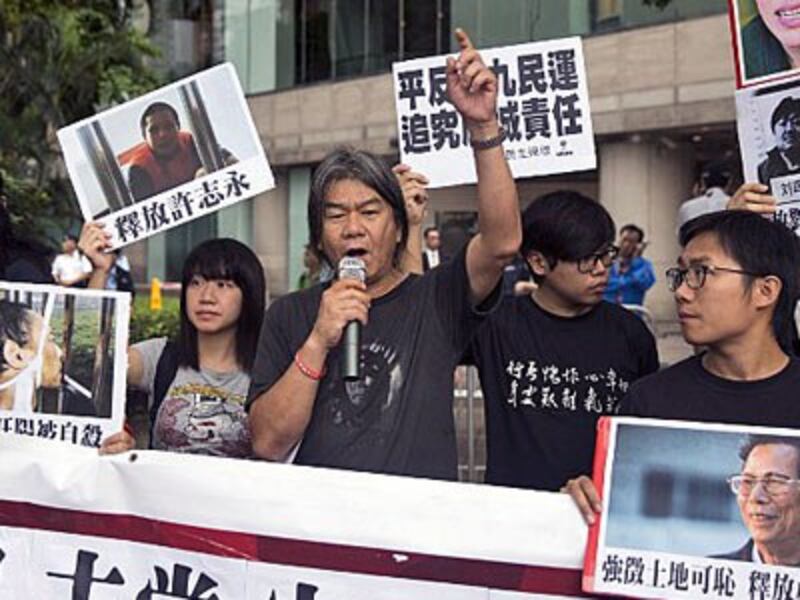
567, 210, 800, 523
716, 435, 800, 566
466, 191, 659, 491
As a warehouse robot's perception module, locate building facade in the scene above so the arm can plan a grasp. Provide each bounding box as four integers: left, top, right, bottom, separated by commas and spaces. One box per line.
134, 0, 735, 323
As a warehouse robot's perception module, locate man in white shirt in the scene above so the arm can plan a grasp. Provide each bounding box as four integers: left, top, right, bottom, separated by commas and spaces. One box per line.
422, 226, 441, 271
51, 234, 92, 287
676, 161, 731, 230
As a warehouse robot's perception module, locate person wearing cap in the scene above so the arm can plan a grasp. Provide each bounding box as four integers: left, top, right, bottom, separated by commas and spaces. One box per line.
758, 96, 800, 186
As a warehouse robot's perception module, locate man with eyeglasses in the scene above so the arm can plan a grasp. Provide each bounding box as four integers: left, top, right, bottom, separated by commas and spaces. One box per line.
465, 191, 658, 491
715, 435, 800, 565
566, 210, 800, 524
758, 96, 800, 186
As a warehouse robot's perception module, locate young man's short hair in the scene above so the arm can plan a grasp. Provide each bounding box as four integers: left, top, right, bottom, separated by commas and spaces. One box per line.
679, 210, 800, 354
520, 191, 615, 283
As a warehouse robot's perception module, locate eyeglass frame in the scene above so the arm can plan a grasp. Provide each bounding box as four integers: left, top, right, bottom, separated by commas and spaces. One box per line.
575, 245, 619, 274
664, 263, 764, 292
727, 474, 800, 497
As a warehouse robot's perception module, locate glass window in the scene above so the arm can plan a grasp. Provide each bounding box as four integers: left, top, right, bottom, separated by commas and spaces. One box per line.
299, 0, 332, 83
366, 0, 399, 73
402, 0, 449, 61
335, 0, 367, 77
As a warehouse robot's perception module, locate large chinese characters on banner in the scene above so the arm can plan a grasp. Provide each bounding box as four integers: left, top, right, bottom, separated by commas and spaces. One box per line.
393, 37, 596, 188
584, 417, 800, 599
0, 435, 590, 598
58, 63, 274, 250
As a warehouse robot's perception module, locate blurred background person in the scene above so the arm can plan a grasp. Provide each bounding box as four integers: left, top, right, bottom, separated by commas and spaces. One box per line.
422, 226, 442, 271
604, 224, 655, 307
297, 244, 322, 290
677, 161, 732, 230
51, 234, 92, 288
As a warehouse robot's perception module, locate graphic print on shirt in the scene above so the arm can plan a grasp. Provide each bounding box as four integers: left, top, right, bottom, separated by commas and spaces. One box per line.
504, 359, 630, 415
322, 340, 404, 447
154, 382, 251, 457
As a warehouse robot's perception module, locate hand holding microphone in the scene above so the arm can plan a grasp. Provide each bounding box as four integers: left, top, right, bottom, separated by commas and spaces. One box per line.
309, 256, 369, 379
338, 256, 366, 380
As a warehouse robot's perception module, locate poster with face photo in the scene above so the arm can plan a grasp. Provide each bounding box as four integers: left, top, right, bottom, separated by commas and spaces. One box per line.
0, 282, 129, 448
583, 417, 800, 599
736, 73, 800, 233
57, 63, 274, 250
728, 0, 800, 88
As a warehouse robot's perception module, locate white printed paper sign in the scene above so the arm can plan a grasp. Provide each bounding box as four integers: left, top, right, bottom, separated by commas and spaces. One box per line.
392, 37, 596, 188
58, 63, 274, 249
0, 282, 129, 448
584, 417, 800, 598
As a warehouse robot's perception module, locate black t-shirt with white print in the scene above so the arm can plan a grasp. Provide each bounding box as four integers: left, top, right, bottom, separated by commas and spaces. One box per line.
621, 354, 800, 426
248, 247, 496, 480
468, 297, 659, 491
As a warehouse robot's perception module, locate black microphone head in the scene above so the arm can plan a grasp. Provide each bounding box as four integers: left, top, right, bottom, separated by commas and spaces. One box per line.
338, 255, 366, 283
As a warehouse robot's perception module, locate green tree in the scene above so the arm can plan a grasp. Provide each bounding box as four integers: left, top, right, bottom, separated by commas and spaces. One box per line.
0, 1, 160, 245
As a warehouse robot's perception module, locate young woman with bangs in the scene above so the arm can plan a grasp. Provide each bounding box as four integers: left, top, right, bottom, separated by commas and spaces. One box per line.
79, 222, 265, 457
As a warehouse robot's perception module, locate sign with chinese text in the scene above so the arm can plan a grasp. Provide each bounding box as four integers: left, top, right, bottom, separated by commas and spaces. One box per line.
392, 37, 595, 188
58, 63, 274, 249
0, 282, 129, 448
0, 435, 589, 598
584, 417, 800, 598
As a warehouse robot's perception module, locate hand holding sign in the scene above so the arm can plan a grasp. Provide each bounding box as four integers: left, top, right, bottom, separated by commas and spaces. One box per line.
446, 29, 498, 134
727, 182, 777, 215
392, 164, 429, 227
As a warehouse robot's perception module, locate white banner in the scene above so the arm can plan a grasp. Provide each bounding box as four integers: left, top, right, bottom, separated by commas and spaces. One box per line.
0, 435, 588, 598
392, 37, 596, 188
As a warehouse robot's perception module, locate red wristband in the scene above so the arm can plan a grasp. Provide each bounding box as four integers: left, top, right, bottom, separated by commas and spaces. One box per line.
123, 421, 136, 438
294, 352, 326, 381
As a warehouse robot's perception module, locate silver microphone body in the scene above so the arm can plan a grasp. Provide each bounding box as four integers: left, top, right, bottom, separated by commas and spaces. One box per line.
338, 256, 366, 380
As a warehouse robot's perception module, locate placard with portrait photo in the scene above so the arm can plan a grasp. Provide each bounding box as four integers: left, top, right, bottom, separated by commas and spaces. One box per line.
0, 282, 129, 448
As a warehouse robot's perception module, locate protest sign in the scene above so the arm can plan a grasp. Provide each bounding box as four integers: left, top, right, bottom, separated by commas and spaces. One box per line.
0, 435, 589, 598
727, 0, 800, 89
58, 63, 274, 249
584, 417, 800, 598
392, 37, 595, 188
0, 282, 129, 448
735, 73, 800, 233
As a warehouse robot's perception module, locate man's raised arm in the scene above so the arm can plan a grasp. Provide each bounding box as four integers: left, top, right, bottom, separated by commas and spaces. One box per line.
446, 29, 521, 304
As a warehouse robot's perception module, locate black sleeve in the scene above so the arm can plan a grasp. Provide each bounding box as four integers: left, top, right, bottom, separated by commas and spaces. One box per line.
431, 244, 501, 353
246, 296, 296, 410
128, 166, 154, 202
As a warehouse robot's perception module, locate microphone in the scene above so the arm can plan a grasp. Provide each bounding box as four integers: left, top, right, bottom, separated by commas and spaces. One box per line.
338, 255, 366, 381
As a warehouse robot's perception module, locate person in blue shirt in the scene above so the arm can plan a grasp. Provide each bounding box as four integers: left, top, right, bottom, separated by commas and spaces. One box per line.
603, 224, 655, 306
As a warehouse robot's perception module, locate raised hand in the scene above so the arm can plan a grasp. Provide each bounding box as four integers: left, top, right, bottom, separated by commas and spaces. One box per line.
445, 28, 498, 129
393, 163, 429, 227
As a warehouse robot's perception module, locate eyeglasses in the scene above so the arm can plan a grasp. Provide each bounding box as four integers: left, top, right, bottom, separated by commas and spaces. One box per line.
728, 475, 800, 497
576, 246, 619, 274
665, 264, 762, 292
